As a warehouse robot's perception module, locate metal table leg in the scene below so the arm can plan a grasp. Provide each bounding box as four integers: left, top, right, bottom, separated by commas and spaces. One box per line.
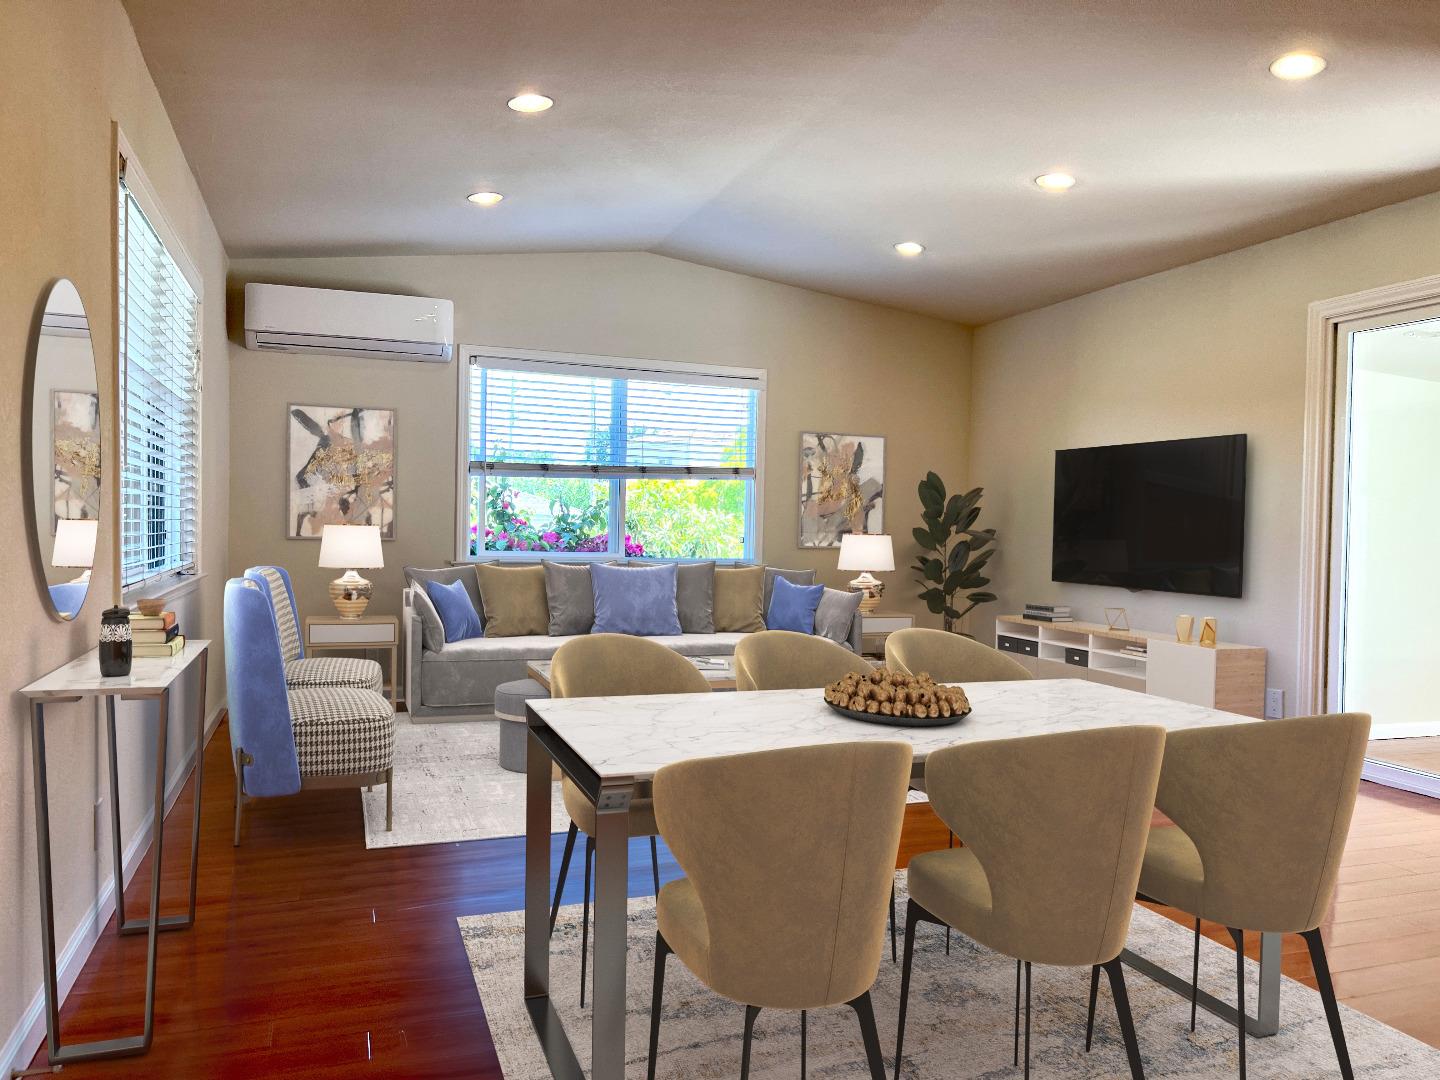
590, 780, 633, 1080
1120, 929, 1281, 1037
30, 694, 170, 1064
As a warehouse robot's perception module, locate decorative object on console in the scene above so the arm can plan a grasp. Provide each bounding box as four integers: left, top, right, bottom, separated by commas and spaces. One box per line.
1199, 616, 1218, 648
1175, 614, 1194, 643
766, 574, 826, 634
136, 596, 166, 617
911, 473, 998, 633
318, 523, 384, 618
98, 606, 133, 676
287, 403, 396, 539
837, 532, 894, 614
1023, 602, 1071, 623
799, 431, 884, 546
1105, 606, 1129, 631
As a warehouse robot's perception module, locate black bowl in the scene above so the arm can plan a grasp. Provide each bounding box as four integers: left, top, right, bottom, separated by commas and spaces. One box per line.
824, 699, 969, 728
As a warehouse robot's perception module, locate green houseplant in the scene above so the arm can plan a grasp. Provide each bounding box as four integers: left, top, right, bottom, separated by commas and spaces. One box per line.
911, 473, 998, 633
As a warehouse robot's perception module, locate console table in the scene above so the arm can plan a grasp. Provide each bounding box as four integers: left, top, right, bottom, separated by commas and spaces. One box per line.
18, 640, 210, 1066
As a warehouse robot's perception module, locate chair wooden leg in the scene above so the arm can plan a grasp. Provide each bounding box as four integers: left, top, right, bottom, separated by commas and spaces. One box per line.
580, 835, 595, 1007
551, 822, 578, 932
1085, 964, 1100, 1051
1102, 958, 1146, 1079
894, 898, 934, 1080
650, 835, 661, 896
1229, 927, 1246, 1080
1302, 928, 1355, 1080
647, 932, 670, 1080
1191, 916, 1202, 1032
740, 1004, 761, 1080
847, 991, 887, 1080
945, 832, 954, 956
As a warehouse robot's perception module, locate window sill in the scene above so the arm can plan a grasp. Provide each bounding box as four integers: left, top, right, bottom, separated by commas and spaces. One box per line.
122, 572, 207, 608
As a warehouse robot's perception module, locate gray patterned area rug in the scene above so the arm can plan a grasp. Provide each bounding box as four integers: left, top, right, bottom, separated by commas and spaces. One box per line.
460, 887, 1440, 1078
360, 714, 565, 849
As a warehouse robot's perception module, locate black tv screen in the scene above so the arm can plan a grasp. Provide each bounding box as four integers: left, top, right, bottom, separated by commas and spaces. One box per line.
1052, 434, 1246, 598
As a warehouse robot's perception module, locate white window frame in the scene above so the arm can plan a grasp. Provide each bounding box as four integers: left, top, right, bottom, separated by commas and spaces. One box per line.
455, 344, 766, 564
117, 131, 205, 600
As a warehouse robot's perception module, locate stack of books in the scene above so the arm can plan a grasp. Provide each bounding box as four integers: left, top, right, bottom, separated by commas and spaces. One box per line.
1024, 603, 1073, 623
129, 609, 185, 657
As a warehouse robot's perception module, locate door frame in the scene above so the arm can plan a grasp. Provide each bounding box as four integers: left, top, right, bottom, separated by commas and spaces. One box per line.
1298, 273, 1440, 717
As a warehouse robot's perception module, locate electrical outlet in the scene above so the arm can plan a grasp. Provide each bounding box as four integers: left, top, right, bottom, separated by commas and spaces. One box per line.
1265, 688, 1285, 719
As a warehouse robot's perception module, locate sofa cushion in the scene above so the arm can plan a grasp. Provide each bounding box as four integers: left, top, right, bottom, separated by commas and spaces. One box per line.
405, 564, 485, 632
814, 587, 864, 647
591, 562, 682, 636
287, 687, 394, 777
766, 575, 825, 634
617, 560, 715, 634
763, 566, 817, 614
475, 563, 549, 637
543, 561, 595, 636
284, 656, 384, 694
714, 565, 764, 633
409, 585, 445, 653
427, 578, 484, 642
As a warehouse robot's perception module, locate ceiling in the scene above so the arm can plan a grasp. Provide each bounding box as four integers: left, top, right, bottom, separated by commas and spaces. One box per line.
122, 0, 1440, 324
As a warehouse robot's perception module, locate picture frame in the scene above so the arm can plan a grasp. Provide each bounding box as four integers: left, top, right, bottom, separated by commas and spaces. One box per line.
798, 431, 885, 548
286, 403, 397, 539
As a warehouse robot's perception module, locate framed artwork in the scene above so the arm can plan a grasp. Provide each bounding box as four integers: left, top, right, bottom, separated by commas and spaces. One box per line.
52, 389, 101, 532
287, 403, 396, 539
798, 431, 884, 548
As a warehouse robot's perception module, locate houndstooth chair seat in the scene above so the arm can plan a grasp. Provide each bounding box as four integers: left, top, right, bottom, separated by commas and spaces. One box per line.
245, 565, 384, 694
288, 686, 395, 777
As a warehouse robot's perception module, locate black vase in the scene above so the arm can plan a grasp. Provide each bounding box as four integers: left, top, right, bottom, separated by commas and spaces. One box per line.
99, 606, 133, 677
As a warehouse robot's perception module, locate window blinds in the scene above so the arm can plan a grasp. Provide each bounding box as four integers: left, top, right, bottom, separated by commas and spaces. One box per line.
119, 173, 201, 589
467, 359, 759, 477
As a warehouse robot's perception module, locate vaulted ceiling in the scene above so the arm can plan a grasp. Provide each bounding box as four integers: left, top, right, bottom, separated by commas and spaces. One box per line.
123, 0, 1440, 323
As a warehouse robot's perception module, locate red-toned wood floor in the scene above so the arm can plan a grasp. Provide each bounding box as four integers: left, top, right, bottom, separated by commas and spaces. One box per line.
27, 721, 1440, 1077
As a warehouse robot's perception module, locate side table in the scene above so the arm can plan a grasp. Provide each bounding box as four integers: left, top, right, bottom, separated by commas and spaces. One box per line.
861, 612, 915, 659
18, 640, 210, 1066
304, 615, 399, 704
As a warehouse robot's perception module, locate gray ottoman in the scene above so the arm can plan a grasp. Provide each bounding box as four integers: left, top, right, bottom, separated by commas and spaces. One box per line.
494, 678, 549, 773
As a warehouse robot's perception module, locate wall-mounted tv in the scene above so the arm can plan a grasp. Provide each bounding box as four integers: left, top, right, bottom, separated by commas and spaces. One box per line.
1052, 434, 1246, 598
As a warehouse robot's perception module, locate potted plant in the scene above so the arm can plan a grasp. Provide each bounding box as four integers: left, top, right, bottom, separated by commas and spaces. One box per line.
911, 473, 998, 633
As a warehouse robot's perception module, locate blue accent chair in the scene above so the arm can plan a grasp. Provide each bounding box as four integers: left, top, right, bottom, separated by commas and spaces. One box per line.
243, 565, 385, 694
225, 577, 396, 845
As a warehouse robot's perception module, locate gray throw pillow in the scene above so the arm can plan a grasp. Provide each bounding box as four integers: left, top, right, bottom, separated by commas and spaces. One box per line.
676, 561, 716, 634
763, 566, 817, 622
405, 564, 486, 632
409, 584, 446, 653
544, 561, 595, 636
814, 587, 863, 648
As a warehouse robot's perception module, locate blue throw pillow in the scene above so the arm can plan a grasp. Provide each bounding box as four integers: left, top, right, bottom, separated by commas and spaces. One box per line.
590, 563, 682, 636
766, 575, 826, 634
426, 578, 484, 643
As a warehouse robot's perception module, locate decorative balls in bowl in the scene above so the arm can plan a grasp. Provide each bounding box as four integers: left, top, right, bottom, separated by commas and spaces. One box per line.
823, 668, 971, 727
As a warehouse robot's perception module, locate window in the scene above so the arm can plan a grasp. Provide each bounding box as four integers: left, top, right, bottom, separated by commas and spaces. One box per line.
460, 350, 764, 561
118, 155, 202, 591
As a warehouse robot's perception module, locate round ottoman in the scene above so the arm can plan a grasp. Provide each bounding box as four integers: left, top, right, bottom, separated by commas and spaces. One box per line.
494, 678, 550, 773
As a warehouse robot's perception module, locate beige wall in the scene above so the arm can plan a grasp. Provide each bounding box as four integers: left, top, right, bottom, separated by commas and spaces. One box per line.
969, 189, 1440, 710
227, 252, 971, 630
0, 0, 229, 1063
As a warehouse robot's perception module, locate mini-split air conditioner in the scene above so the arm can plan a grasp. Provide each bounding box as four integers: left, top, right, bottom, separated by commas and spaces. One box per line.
243, 283, 454, 362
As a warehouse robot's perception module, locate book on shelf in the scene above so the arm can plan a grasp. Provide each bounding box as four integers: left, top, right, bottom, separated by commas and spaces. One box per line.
1024, 603, 1071, 614
132, 635, 185, 658
1024, 613, 1073, 623
131, 624, 181, 645
128, 610, 176, 631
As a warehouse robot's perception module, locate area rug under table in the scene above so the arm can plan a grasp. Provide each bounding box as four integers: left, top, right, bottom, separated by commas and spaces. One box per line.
459, 886, 1439, 1078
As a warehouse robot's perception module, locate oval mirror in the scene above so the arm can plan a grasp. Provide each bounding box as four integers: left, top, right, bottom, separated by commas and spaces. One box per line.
31, 279, 101, 621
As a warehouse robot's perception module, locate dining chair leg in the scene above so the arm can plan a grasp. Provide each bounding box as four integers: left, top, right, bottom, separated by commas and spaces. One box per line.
740, 1004, 762, 1080
1302, 928, 1355, 1080
579, 835, 595, 1007
945, 832, 954, 956
1229, 927, 1246, 1080
1014, 959, 1022, 1065
650, 835, 661, 896
551, 822, 578, 931
1191, 916, 1202, 1032
1023, 960, 1032, 1080
647, 932, 671, 1080
1084, 964, 1100, 1051
847, 991, 887, 1080
801, 1009, 807, 1079
889, 884, 897, 963
1101, 958, 1146, 1079
894, 898, 936, 1080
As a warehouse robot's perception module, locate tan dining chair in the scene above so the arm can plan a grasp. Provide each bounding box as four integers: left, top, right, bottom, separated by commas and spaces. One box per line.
885, 627, 1033, 683
648, 741, 913, 1080
733, 629, 872, 692
896, 725, 1166, 1080
547, 634, 712, 1005
1085, 712, 1370, 1080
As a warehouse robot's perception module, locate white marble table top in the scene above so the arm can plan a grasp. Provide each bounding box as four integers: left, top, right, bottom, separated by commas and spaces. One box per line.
19, 640, 211, 698
528, 677, 1248, 781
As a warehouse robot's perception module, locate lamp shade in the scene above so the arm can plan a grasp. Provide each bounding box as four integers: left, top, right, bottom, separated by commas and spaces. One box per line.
837, 532, 894, 572
52, 518, 98, 568
318, 524, 384, 569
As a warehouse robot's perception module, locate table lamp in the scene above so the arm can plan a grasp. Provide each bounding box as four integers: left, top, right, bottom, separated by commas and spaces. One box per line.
52, 518, 98, 582
318, 524, 383, 619
837, 533, 894, 614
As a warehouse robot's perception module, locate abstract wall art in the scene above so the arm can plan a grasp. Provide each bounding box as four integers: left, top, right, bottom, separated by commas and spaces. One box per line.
798, 431, 884, 547
287, 403, 396, 539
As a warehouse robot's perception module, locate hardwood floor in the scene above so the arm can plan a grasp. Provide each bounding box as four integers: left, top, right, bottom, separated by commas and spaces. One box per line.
1368, 736, 1440, 776
26, 720, 1440, 1076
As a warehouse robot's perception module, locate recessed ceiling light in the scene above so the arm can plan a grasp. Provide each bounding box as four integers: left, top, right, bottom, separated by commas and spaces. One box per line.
1269, 51, 1327, 80
507, 92, 554, 114
467, 191, 504, 207
894, 241, 925, 257
1034, 172, 1076, 193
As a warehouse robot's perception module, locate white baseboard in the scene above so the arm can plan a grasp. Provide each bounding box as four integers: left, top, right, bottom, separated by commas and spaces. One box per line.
1, 705, 224, 1076
1363, 758, 1440, 799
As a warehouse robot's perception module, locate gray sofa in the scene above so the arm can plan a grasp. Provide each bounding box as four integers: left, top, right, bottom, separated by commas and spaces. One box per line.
403, 565, 863, 721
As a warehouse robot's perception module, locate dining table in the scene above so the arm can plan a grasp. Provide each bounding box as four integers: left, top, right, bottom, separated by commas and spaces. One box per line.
522, 677, 1281, 1080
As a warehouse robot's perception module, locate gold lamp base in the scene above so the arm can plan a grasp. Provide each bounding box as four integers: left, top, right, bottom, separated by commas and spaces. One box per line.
329, 569, 374, 619
849, 571, 884, 615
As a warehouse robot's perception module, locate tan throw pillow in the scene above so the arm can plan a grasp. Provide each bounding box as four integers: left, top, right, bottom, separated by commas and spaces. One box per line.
475, 564, 549, 637
713, 565, 764, 633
